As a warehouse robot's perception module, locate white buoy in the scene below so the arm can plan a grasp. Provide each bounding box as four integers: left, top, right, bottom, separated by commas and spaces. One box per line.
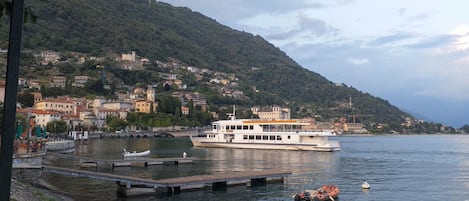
361, 180, 370, 189
183, 152, 187, 158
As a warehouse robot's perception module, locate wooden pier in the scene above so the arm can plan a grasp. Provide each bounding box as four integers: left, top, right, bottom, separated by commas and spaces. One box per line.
154, 169, 291, 195
46, 152, 195, 168
41, 165, 291, 197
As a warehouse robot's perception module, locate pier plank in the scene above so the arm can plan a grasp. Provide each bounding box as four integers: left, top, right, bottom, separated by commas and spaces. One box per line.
42, 165, 290, 192
157, 170, 291, 186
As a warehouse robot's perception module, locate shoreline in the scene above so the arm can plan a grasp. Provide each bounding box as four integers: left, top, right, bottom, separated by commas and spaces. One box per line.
10, 178, 75, 201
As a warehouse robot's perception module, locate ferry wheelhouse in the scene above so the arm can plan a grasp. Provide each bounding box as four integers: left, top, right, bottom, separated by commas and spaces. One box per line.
191, 113, 341, 151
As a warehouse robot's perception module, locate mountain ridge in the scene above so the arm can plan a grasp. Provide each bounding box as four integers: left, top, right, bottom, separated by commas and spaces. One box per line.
0, 0, 416, 129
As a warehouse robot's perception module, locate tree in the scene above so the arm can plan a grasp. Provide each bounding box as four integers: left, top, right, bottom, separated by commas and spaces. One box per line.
0, 1, 40, 24
106, 115, 127, 131
46, 120, 67, 136
461, 124, 469, 134
17, 92, 34, 107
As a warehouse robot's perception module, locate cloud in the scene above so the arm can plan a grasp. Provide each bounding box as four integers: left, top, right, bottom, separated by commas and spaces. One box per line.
347, 58, 369, 65
264, 14, 339, 42
160, 0, 469, 126
448, 25, 469, 50
297, 14, 330, 35
405, 35, 455, 49
235, 0, 327, 14
398, 8, 406, 15
368, 32, 415, 46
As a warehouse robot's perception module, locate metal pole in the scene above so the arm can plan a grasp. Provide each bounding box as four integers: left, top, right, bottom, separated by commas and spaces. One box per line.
0, 0, 25, 200
26, 112, 30, 152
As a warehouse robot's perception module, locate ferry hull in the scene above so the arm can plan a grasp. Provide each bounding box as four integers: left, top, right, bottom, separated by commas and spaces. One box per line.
191, 138, 340, 152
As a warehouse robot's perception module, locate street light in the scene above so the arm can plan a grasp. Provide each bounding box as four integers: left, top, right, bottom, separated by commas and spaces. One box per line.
54, 122, 57, 139
26, 113, 30, 153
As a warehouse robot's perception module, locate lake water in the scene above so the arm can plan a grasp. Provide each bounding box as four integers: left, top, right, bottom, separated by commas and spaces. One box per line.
43, 135, 469, 201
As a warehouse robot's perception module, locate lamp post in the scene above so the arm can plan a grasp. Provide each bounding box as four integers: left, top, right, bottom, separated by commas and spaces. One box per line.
26, 113, 30, 153
54, 122, 57, 139
0, 0, 26, 199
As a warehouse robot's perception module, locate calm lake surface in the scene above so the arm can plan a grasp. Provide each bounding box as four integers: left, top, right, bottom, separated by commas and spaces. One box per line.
43, 135, 469, 201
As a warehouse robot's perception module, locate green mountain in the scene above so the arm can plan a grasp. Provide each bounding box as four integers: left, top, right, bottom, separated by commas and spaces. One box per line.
1, 0, 410, 126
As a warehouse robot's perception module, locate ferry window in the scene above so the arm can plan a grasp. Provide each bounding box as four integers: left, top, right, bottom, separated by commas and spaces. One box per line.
288, 136, 291, 139
269, 136, 275, 140
243, 125, 248, 130
249, 135, 254, 140
262, 135, 268, 140
249, 125, 254, 130
226, 125, 229, 130
237, 125, 242, 130
255, 135, 261, 140
213, 125, 217, 130
277, 136, 282, 140
231, 125, 236, 130
243, 135, 248, 140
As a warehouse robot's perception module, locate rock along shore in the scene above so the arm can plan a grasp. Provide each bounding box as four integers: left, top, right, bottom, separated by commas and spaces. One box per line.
10, 179, 74, 201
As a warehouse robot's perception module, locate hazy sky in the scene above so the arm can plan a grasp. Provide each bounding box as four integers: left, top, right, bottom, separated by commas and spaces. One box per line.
161, 0, 469, 127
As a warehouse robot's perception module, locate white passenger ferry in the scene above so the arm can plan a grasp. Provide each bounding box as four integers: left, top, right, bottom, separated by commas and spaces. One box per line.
190, 110, 341, 151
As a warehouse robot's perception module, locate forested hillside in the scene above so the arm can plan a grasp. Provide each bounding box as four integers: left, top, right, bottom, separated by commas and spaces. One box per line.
0, 0, 410, 126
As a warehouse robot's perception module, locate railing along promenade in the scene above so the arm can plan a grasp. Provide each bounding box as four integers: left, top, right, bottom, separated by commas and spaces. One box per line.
91, 128, 207, 139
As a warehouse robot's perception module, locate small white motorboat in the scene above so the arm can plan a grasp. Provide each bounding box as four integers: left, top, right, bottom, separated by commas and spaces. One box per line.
122, 148, 150, 158
361, 180, 371, 189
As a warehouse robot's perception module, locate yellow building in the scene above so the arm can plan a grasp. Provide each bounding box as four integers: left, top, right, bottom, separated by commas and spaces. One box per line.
33, 98, 75, 114
134, 100, 157, 113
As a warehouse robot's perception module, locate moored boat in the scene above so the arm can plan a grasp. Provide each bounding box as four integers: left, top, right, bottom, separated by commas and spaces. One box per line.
293, 185, 340, 201
122, 149, 150, 158
190, 107, 340, 151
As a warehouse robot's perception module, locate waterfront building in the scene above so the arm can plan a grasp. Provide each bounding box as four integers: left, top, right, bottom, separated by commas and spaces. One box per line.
251, 106, 291, 120
102, 101, 133, 111
134, 100, 156, 113
32, 110, 61, 128
33, 98, 75, 114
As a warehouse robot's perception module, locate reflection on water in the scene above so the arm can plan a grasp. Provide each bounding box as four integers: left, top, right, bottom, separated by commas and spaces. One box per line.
203, 147, 337, 174
44, 135, 469, 201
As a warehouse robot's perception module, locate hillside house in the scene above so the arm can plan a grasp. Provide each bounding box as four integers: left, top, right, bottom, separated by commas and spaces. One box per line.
32, 110, 61, 128
33, 98, 75, 114
181, 106, 189, 115
134, 100, 156, 114
28, 79, 41, 89
251, 106, 291, 120
50, 76, 66, 88
40, 51, 60, 65
72, 75, 89, 87
146, 86, 156, 102
32, 92, 43, 103
102, 101, 133, 111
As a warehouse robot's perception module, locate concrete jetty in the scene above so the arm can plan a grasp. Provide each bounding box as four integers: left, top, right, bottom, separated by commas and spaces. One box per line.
46, 152, 196, 168
39, 165, 290, 197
